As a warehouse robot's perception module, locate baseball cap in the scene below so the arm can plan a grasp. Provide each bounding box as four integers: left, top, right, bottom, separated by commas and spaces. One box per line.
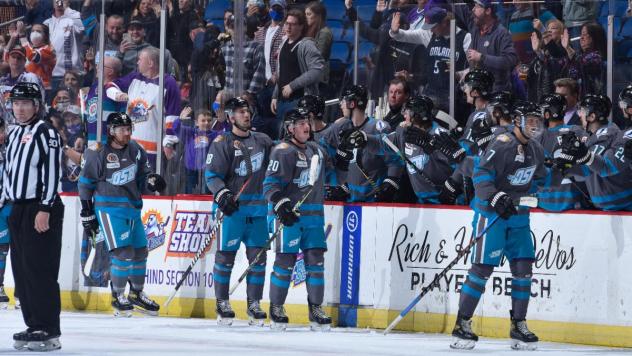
473, 0, 493, 9
128, 19, 143, 28
63, 105, 81, 116
270, 0, 286, 8
421, 6, 448, 30
8, 45, 26, 58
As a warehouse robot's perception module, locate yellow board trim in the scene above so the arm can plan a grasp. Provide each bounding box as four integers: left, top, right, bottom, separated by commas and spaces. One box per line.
4, 288, 631, 348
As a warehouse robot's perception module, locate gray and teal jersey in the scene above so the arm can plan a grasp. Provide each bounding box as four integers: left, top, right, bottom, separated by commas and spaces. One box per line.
205, 131, 274, 217
535, 125, 588, 211
472, 132, 550, 218
78, 140, 151, 218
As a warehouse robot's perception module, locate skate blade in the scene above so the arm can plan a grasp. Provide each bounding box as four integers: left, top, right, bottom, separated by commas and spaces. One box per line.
511, 339, 538, 351
113, 309, 133, 318
13, 340, 28, 350
217, 316, 234, 326
450, 337, 476, 350
309, 322, 331, 332
248, 317, 266, 327
270, 321, 287, 331
133, 306, 159, 317
27, 338, 62, 352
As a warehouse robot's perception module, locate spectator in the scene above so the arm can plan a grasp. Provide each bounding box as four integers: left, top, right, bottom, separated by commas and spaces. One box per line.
454, 0, 518, 92
51, 87, 71, 112
0, 44, 45, 124
189, 39, 224, 112
271, 9, 325, 138
221, 17, 266, 98
527, 19, 567, 101
554, 77, 581, 126
5, 21, 55, 94
305, 1, 332, 97
84, 56, 125, 148
131, 0, 160, 47
167, 0, 200, 71
106, 46, 181, 168
254, 0, 286, 139
44, 0, 85, 90
91, 14, 126, 63
561, 0, 599, 45
63, 70, 81, 102
390, 6, 470, 113
560, 22, 605, 96
383, 78, 410, 127
508, 1, 557, 65
116, 19, 177, 76
223, 9, 234, 34
61, 104, 83, 142
23, 0, 53, 25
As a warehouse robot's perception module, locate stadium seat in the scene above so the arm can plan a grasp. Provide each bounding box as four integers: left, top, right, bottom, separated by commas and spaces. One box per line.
331, 40, 353, 63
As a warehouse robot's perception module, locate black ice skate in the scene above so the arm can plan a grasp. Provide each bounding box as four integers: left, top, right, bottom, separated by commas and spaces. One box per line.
13, 329, 30, 350
450, 314, 478, 350
111, 287, 133, 317
269, 303, 289, 331
0, 285, 9, 310
308, 303, 331, 331
129, 288, 160, 316
216, 299, 235, 326
247, 299, 267, 326
25, 331, 61, 352
510, 310, 539, 351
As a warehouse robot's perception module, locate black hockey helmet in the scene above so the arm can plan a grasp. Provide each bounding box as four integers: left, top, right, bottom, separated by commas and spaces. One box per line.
341, 85, 368, 110
224, 97, 252, 116
540, 93, 566, 121
403, 95, 434, 124
580, 94, 611, 123
514, 101, 544, 139
488, 91, 513, 116
107, 112, 133, 130
462, 69, 494, 98
283, 109, 311, 141
618, 83, 632, 113
297, 94, 325, 119
9, 82, 41, 105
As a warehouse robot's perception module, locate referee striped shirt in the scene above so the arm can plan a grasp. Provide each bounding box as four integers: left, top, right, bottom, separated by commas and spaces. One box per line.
2, 119, 62, 211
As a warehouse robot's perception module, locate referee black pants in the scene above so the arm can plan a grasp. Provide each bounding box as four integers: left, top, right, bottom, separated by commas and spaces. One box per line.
9, 199, 64, 336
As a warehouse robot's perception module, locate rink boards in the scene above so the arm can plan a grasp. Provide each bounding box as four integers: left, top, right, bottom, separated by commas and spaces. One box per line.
4, 194, 632, 347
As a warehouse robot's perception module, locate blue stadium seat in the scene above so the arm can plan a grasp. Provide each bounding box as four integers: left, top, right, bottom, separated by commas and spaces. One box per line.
331, 40, 352, 63
357, 40, 374, 59
204, 0, 232, 23
356, 5, 375, 21
325, 0, 348, 21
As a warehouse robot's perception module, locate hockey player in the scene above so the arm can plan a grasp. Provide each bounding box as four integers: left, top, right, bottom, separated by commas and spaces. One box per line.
205, 97, 274, 326
451, 105, 552, 351
78, 112, 164, 317
322, 85, 395, 202
460, 69, 495, 156
557, 94, 632, 210
0, 117, 9, 309
296, 94, 330, 142
535, 93, 588, 211
263, 109, 351, 331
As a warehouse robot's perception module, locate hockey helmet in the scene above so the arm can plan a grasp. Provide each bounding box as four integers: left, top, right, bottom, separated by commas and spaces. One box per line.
9, 82, 42, 107
462, 69, 494, 98
487, 91, 513, 117
539, 93, 566, 121
297, 94, 325, 119
107, 112, 133, 136
618, 83, 632, 113
341, 85, 368, 110
514, 101, 544, 139
403, 95, 434, 125
579, 94, 611, 123
224, 97, 252, 116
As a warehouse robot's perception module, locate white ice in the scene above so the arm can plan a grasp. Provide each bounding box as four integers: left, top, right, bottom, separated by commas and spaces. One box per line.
0, 309, 628, 355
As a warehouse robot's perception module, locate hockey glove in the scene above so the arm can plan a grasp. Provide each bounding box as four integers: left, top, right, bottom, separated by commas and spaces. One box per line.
374, 177, 400, 202
325, 184, 350, 202
471, 119, 494, 149
404, 126, 435, 152
625, 140, 632, 160
489, 191, 517, 220
147, 173, 166, 192
80, 200, 100, 237
339, 128, 367, 150
272, 195, 299, 227
434, 131, 466, 163
334, 148, 353, 171
215, 188, 239, 216
560, 132, 592, 165
438, 177, 462, 205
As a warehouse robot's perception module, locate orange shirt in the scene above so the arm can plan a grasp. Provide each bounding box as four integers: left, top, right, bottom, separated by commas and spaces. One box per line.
24, 44, 56, 90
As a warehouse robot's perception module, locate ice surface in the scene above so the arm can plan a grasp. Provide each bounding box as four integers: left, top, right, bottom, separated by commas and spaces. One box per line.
0, 309, 628, 355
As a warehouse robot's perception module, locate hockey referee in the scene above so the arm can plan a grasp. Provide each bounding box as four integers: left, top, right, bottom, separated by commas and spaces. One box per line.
4, 82, 64, 351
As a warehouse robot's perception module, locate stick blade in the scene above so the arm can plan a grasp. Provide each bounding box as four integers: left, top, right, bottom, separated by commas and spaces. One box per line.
518, 196, 538, 208
82, 248, 95, 277
308, 154, 320, 186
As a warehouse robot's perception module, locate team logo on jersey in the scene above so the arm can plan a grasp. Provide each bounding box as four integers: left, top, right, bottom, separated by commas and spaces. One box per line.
297, 152, 307, 161
165, 210, 215, 258
21, 132, 32, 144
596, 127, 609, 137
293, 169, 312, 188
107, 164, 137, 185
87, 98, 98, 123
233, 140, 241, 150
624, 129, 632, 139
142, 209, 170, 251
507, 165, 536, 186
106, 153, 119, 162
127, 98, 151, 122
407, 154, 429, 175
234, 152, 264, 176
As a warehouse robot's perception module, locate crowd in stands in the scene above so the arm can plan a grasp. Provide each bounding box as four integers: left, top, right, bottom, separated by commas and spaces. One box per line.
0, 0, 630, 210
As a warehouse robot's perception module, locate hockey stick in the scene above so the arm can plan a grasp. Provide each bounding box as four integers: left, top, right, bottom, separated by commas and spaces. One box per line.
381, 135, 441, 191
229, 154, 321, 295
82, 231, 97, 278
383, 196, 539, 334
164, 139, 253, 309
